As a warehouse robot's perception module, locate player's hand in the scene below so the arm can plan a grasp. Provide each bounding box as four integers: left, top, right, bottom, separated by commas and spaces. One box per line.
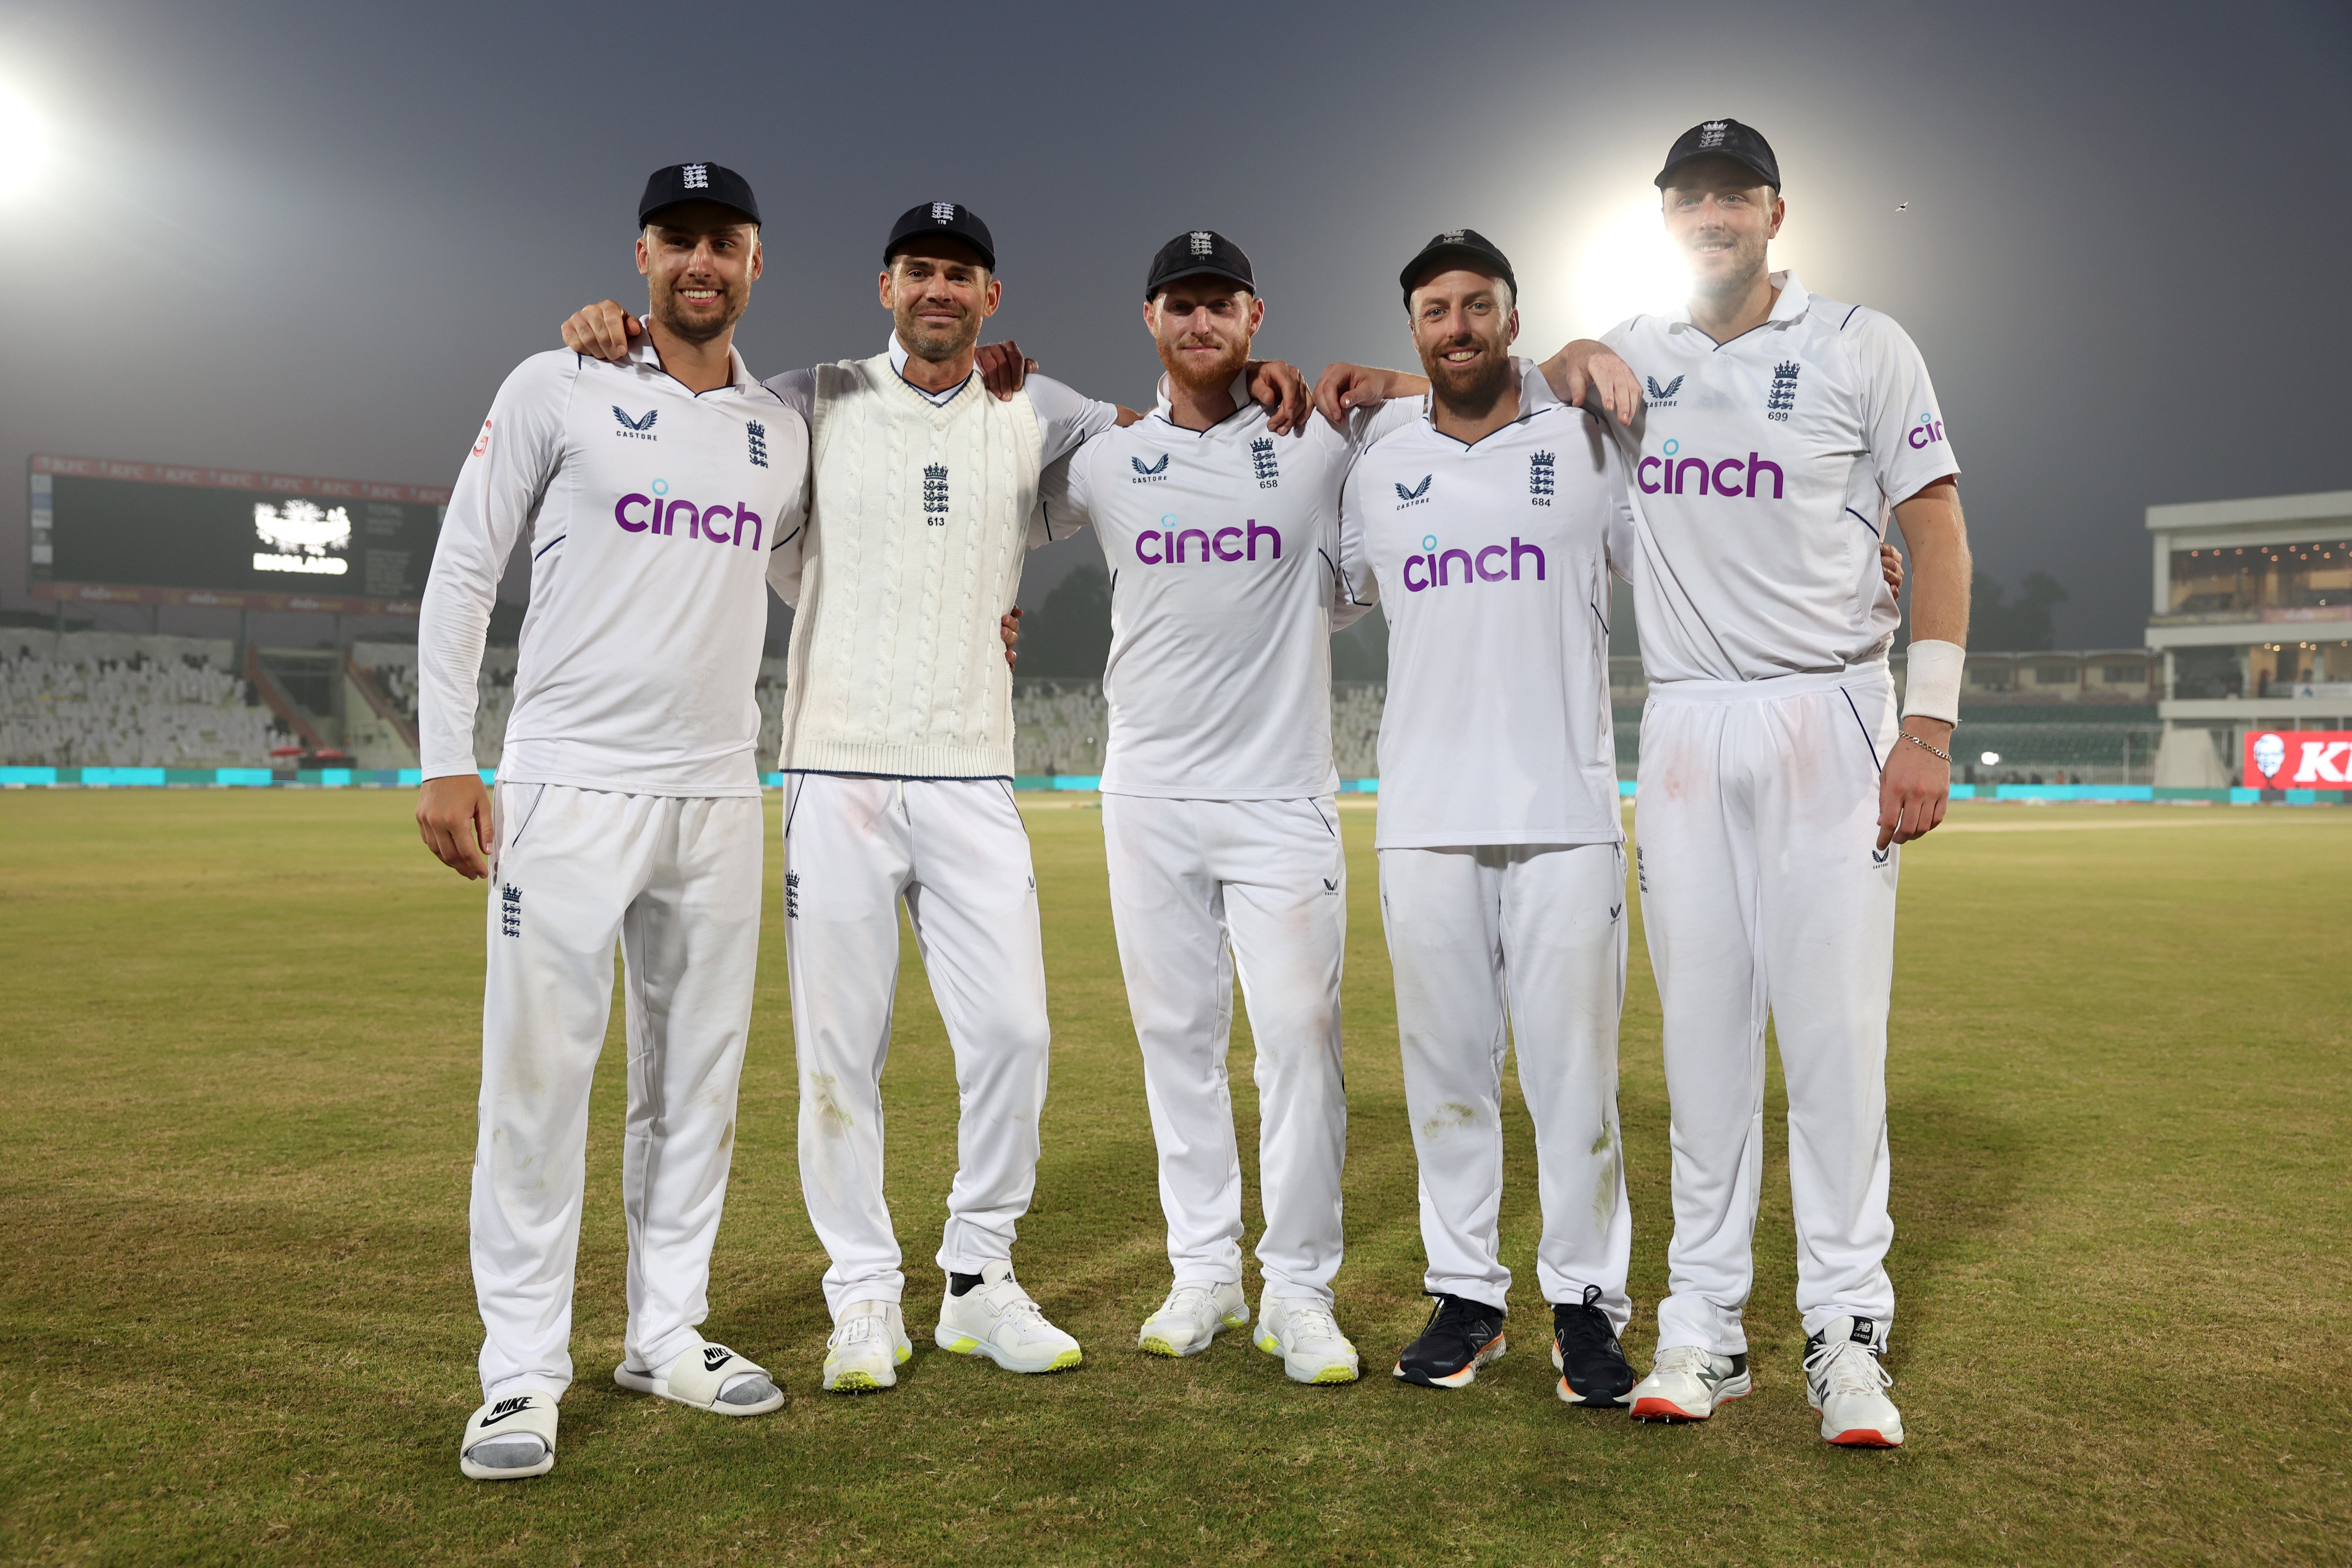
1245, 360, 1310, 435
1001, 606, 1022, 668
1876, 718, 1952, 851
561, 301, 640, 361
1880, 543, 1904, 596
977, 340, 1037, 400
1312, 362, 1401, 430
417, 773, 496, 880
1544, 340, 1643, 426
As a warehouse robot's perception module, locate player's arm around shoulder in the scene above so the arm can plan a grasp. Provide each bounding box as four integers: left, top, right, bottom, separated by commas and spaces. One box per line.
762, 397, 814, 607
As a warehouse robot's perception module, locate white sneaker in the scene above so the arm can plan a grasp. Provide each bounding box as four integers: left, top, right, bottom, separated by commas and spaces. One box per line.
824, 1301, 912, 1393
1255, 1292, 1360, 1385
1138, 1281, 1248, 1357
1805, 1315, 1903, 1447
1628, 1344, 1753, 1423
934, 1261, 1083, 1374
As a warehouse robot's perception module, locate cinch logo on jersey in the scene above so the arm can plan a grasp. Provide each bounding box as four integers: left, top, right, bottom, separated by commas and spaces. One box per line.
1635, 438, 1786, 499
1399, 533, 1547, 592
613, 480, 766, 547
1135, 515, 1282, 565
1906, 413, 1948, 450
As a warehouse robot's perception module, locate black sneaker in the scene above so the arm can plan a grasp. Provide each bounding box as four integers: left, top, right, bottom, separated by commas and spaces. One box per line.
1392, 1294, 1508, 1389
1551, 1285, 1636, 1407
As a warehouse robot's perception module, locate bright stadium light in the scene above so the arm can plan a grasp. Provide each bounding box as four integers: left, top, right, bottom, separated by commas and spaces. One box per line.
1980, 751, 2001, 766
1574, 201, 1689, 328
0, 82, 48, 200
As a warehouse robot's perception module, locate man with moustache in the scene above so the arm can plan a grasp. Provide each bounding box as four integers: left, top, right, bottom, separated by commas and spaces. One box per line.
419, 164, 803, 1481
1537, 120, 1971, 1448
1333, 230, 1645, 1405
558, 204, 1312, 1393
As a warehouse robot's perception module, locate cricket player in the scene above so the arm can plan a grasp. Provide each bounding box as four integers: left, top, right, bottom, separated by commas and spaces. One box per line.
1029, 229, 1477, 1385
558, 203, 1312, 1393
417, 163, 805, 1482
1537, 120, 1970, 1446
1331, 230, 1645, 1405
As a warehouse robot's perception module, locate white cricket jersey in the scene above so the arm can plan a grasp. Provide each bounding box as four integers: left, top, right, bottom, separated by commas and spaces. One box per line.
1036, 372, 1414, 799
417, 339, 809, 793
1338, 379, 1633, 849
1599, 271, 1959, 684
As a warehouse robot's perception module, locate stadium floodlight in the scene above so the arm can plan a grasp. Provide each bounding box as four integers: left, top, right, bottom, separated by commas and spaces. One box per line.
1574, 202, 1691, 328
0, 82, 47, 200
1980, 751, 2001, 766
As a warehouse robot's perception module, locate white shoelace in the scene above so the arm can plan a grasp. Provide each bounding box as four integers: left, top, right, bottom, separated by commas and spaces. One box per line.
1804, 1337, 1893, 1398
1156, 1286, 1218, 1323
1651, 1344, 1719, 1379
827, 1309, 888, 1352
982, 1284, 1052, 1336
1283, 1304, 1347, 1346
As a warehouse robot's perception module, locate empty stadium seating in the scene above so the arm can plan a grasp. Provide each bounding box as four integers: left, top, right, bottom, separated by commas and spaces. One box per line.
0, 632, 285, 767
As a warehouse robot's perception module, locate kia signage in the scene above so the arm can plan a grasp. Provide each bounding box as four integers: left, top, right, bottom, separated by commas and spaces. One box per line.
2243, 730, 2352, 789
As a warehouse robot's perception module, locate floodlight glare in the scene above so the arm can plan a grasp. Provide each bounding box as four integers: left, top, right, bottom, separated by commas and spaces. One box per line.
1574, 202, 1690, 330
0, 83, 48, 200
1980, 751, 2001, 766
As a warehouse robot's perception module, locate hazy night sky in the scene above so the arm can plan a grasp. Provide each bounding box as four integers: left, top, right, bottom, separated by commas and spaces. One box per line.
1, 0, 2346, 649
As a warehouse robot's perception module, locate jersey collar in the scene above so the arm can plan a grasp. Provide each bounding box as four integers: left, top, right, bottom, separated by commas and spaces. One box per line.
1147, 370, 1254, 437
627, 331, 752, 393
888, 333, 972, 406
1668, 269, 1811, 333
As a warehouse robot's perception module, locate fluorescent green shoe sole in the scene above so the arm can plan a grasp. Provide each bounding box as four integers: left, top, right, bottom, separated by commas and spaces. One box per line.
1309, 1363, 1359, 1385
1139, 1336, 1182, 1358
826, 1370, 882, 1393
1046, 1348, 1083, 1371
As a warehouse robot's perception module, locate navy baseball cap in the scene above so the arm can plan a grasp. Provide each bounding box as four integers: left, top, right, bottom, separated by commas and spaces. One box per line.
638, 162, 761, 227
1656, 119, 1781, 191
1145, 229, 1256, 300
885, 201, 997, 271
1398, 228, 1517, 305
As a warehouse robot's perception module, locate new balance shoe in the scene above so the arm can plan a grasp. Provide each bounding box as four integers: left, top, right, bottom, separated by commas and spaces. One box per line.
1551, 1285, 1637, 1408
1255, 1292, 1360, 1385
1804, 1315, 1903, 1448
934, 1261, 1083, 1374
1138, 1281, 1248, 1358
1628, 1344, 1752, 1422
824, 1300, 913, 1393
1393, 1294, 1507, 1389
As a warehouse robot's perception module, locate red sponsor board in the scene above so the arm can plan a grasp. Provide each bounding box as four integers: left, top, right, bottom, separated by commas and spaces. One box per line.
2244, 729, 2352, 789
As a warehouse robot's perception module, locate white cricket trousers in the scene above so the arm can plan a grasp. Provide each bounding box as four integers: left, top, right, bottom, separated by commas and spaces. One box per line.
470, 783, 764, 1402
1377, 841, 1631, 1325
1102, 793, 1349, 1305
1637, 665, 1901, 1356
781, 773, 1051, 1318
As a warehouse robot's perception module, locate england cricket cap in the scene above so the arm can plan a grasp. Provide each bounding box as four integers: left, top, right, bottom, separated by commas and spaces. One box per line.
637, 162, 762, 227
1655, 119, 1781, 191
1398, 228, 1517, 305
884, 201, 997, 271
1145, 229, 1256, 300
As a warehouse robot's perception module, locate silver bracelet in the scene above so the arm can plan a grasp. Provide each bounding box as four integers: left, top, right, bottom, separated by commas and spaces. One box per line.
1902, 731, 1951, 763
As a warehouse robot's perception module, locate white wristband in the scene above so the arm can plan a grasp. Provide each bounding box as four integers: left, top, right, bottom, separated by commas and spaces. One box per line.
1902, 639, 1964, 725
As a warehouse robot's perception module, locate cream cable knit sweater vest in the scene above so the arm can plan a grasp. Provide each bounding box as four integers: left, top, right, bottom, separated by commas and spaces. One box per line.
780, 354, 1044, 778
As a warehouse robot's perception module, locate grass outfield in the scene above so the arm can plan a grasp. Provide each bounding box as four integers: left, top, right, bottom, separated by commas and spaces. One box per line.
0, 791, 2346, 1566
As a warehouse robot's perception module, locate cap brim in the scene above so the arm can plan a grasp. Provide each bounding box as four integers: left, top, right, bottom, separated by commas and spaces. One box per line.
1400, 246, 1513, 298
1654, 152, 1778, 190
885, 234, 996, 271
1146, 265, 1255, 300
642, 198, 761, 227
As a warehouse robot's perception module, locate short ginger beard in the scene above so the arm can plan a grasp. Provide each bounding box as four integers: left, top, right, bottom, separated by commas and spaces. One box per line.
650, 271, 748, 346
895, 297, 980, 363
1157, 331, 1250, 393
